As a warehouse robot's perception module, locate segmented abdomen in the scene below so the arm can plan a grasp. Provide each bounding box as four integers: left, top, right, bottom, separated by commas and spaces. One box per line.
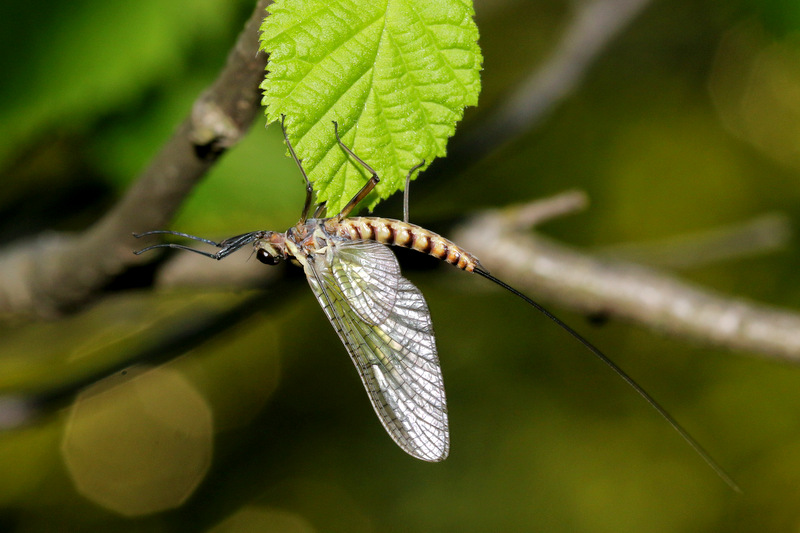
330, 217, 482, 272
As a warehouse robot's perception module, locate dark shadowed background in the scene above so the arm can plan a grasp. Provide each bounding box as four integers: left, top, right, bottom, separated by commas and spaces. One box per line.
2, 0, 800, 531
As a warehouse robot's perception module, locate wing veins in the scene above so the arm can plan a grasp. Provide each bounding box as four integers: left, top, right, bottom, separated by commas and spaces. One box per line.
303, 241, 448, 462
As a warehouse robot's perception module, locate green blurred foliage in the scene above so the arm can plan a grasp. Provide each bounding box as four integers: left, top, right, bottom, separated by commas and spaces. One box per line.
3, 0, 800, 532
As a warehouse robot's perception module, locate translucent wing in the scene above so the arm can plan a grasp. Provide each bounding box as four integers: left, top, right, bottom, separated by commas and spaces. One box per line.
332, 241, 399, 325
304, 240, 448, 462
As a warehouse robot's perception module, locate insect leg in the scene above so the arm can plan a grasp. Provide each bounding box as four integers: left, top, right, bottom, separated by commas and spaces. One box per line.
133, 243, 223, 259
313, 201, 328, 218
132, 230, 221, 247
133, 231, 262, 260
281, 115, 314, 223
403, 160, 425, 223
333, 121, 380, 219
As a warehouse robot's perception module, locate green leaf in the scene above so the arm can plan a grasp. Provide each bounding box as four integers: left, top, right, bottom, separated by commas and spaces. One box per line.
259, 0, 482, 215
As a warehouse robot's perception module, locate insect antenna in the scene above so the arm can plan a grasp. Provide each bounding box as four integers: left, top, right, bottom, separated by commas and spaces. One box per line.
473, 266, 741, 493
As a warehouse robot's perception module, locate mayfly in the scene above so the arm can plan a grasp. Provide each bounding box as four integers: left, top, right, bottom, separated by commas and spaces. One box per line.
134, 117, 738, 490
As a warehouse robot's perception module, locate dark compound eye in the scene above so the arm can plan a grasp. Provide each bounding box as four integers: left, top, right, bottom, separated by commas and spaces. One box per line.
256, 249, 280, 265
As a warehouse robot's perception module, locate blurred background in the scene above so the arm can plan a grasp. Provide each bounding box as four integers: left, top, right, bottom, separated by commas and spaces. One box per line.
3, 0, 800, 531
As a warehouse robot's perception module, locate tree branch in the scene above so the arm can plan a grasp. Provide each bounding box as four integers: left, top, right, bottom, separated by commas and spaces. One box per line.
0, 0, 272, 318
452, 193, 800, 362
596, 213, 792, 269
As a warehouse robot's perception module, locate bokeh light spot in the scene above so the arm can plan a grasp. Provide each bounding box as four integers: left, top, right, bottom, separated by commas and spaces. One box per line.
208, 505, 316, 533
61, 365, 213, 516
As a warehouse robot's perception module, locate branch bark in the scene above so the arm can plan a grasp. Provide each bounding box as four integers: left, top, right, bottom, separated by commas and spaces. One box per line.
0, 0, 272, 318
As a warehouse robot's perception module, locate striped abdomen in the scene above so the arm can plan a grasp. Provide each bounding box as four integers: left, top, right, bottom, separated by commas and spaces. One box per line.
329, 217, 482, 272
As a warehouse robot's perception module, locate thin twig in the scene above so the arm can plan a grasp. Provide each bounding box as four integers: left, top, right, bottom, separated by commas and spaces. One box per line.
0, 0, 272, 318
450, 0, 653, 167
453, 196, 800, 362
596, 213, 792, 269
500, 189, 589, 230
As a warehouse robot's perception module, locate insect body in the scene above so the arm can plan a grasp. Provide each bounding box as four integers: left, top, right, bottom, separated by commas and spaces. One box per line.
135, 119, 478, 461
135, 117, 738, 488
138, 218, 478, 461
252, 216, 479, 461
